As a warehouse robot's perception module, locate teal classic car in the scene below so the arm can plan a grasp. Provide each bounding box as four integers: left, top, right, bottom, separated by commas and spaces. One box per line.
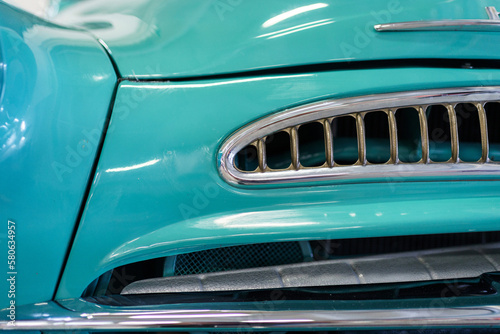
2, 0, 500, 332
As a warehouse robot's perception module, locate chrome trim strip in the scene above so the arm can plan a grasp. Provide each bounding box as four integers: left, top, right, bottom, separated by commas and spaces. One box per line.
3, 303, 500, 330
218, 87, 500, 186
375, 6, 500, 32
486, 6, 500, 20
223, 163, 500, 185
374, 20, 500, 32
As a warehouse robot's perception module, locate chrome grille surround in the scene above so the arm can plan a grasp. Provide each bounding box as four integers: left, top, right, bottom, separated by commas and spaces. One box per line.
218, 87, 500, 186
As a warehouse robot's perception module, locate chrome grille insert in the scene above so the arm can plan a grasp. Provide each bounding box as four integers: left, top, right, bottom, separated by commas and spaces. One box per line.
218, 87, 500, 185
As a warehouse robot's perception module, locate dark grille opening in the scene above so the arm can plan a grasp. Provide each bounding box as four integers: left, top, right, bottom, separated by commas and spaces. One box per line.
298, 121, 326, 167
235, 145, 258, 171
486, 102, 500, 162
266, 131, 291, 170
456, 103, 482, 162
395, 107, 421, 163
310, 231, 500, 261
427, 104, 452, 162
332, 115, 358, 165
364, 111, 390, 163
83, 257, 166, 296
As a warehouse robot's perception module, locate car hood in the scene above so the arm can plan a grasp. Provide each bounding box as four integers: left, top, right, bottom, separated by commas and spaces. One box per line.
54, 0, 500, 79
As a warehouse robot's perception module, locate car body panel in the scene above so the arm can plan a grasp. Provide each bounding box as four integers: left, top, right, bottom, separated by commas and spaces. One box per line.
53, 0, 500, 79
57, 66, 500, 299
0, 3, 116, 308
2, 0, 500, 331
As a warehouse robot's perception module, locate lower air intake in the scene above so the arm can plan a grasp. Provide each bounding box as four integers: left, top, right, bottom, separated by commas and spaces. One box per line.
122, 242, 500, 294
83, 231, 500, 297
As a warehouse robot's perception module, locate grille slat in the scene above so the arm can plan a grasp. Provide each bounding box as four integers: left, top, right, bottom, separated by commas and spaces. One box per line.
418, 105, 430, 163
324, 118, 334, 168
477, 102, 489, 162
290, 126, 300, 170
220, 88, 500, 185
356, 113, 366, 165
257, 138, 267, 171
388, 109, 398, 164
447, 104, 459, 163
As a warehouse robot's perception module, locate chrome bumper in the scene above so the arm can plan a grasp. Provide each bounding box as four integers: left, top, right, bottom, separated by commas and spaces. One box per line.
2, 298, 500, 331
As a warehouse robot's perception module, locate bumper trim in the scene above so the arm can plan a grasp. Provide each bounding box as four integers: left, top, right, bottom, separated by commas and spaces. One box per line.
3, 302, 500, 330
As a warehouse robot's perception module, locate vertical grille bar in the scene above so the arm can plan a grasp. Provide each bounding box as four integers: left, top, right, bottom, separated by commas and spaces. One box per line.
290, 126, 300, 170
388, 109, 398, 163
356, 114, 367, 165
476, 102, 489, 162
448, 104, 459, 162
323, 119, 334, 167
418, 106, 430, 163
257, 138, 267, 171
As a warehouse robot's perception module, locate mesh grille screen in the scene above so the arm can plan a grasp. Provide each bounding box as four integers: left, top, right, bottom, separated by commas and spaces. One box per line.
174, 241, 304, 276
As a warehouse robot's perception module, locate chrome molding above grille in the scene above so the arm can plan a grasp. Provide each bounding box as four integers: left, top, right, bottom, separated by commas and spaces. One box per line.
218, 87, 500, 186
374, 19, 500, 32
374, 6, 500, 32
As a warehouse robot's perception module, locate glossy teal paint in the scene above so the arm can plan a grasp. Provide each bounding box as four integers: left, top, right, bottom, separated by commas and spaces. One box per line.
53, 0, 500, 79
58, 67, 500, 299
0, 4, 116, 308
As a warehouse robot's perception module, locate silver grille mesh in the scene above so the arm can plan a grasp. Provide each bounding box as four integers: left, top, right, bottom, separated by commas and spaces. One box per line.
219, 88, 500, 185
173, 242, 304, 276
